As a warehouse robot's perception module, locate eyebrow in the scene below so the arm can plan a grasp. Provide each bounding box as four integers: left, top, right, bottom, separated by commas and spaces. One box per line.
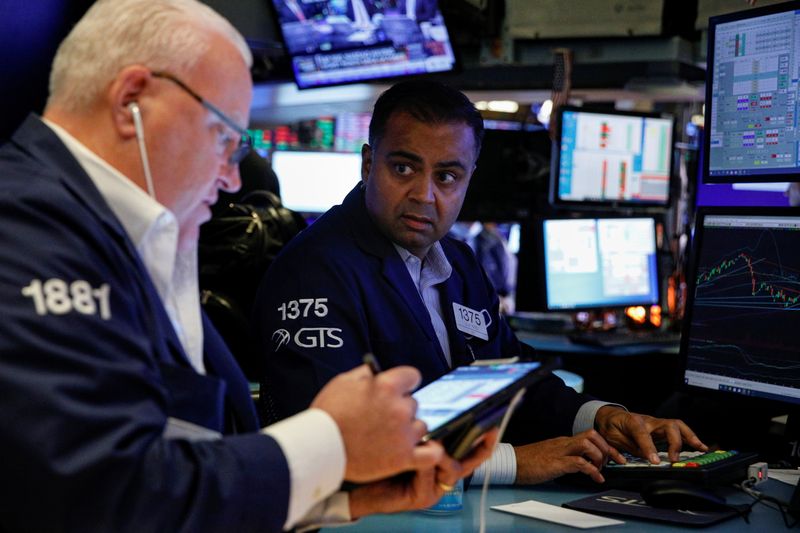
386, 150, 469, 171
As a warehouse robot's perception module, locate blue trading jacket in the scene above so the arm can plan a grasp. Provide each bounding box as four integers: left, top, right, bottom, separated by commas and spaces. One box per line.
0, 116, 290, 532
255, 184, 591, 443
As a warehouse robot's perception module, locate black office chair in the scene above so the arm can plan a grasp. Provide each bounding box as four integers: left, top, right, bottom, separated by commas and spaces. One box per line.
199, 190, 306, 383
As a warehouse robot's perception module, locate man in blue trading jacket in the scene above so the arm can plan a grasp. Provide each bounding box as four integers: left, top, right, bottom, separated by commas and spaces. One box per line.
255, 80, 708, 486
0, 1, 495, 531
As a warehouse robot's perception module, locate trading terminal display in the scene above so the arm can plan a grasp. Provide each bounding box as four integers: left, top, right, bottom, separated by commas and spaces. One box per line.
249, 112, 369, 214
684, 213, 800, 406
553, 108, 673, 206
541, 217, 660, 310
706, 6, 800, 181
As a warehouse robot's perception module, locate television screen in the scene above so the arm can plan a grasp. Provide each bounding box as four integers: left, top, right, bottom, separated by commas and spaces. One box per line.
551, 107, 674, 208
540, 217, 660, 311
269, 0, 457, 89
704, 2, 800, 183
270, 150, 361, 213
681, 208, 800, 406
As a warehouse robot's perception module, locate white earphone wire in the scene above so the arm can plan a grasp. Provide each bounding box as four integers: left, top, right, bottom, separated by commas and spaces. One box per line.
129, 102, 157, 200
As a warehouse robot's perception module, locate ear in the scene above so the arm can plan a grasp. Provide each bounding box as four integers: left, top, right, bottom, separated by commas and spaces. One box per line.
107, 66, 152, 140
360, 143, 372, 184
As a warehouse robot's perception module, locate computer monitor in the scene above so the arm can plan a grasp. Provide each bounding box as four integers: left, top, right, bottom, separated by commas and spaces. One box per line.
269, 0, 457, 89
269, 150, 361, 214
680, 208, 800, 407
695, 123, 793, 206
459, 123, 551, 221
703, 1, 800, 183
551, 106, 674, 209
532, 216, 660, 311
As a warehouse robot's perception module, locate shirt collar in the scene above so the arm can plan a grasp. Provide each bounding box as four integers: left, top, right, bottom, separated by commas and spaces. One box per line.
392, 241, 452, 283
41, 118, 176, 248
42, 118, 204, 372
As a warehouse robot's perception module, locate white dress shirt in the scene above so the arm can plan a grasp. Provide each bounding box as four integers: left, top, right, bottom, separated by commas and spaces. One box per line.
393, 243, 453, 364
44, 118, 206, 374
44, 119, 348, 529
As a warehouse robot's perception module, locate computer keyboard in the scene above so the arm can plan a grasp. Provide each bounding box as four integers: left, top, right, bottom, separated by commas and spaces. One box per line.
603, 450, 759, 489
568, 329, 681, 348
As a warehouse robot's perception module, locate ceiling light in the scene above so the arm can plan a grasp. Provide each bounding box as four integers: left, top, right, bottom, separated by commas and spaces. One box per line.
486, 100, 519, 113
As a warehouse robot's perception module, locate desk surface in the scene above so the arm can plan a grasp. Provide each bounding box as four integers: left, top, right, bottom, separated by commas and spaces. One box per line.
323, 480, 792, 532
517, 331, 679, 357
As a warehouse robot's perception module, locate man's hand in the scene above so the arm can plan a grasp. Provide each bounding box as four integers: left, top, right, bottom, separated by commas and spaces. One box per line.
514, 429, 623, 484
311, 364, 440, 483
349, 428, 499, 518
594, 406, 708, 464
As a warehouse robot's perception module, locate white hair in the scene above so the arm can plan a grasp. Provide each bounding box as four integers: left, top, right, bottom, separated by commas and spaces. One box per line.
47, 0, 252, 112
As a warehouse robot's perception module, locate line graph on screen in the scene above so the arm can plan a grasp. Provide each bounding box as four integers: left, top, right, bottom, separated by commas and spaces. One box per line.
688, 224, 800, 386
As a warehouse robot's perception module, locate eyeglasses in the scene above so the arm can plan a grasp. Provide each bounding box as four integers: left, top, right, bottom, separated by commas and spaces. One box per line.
151, 71, 251, 165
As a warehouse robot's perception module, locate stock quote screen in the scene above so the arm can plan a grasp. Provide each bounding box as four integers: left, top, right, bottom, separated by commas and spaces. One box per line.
684, 213, 800, 405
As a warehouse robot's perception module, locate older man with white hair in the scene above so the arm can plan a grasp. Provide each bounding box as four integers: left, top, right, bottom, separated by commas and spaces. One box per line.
0, 0, 494, 531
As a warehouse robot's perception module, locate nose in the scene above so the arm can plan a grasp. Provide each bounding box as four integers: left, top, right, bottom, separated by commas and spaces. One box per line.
408, 175, 435, 204
218, 161, 242, 193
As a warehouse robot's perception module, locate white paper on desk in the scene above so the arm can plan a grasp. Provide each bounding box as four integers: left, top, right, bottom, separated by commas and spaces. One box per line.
492, 500, 624, 529
771, 469, 800, 486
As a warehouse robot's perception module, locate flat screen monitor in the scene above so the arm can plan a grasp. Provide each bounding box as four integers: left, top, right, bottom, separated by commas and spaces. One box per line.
695, 124, 793, 206
269, 0, 457, 89
539, 216, 660, 311
680, 208, 800, 407
551, 106, 674, 208
704, 1, 800, 183
460, 123, 551, 221
270, 150, 361, 213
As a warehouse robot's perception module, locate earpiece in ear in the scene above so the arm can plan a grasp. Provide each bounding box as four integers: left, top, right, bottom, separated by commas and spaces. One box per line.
129, 102, 144, 142
127, 100, 157, 199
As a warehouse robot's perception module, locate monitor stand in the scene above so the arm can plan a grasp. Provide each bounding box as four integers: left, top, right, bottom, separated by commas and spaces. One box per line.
790, 474, 800, 520
760, 408, 800, 468
781, 410, 800, 467
790, 414, 800, 521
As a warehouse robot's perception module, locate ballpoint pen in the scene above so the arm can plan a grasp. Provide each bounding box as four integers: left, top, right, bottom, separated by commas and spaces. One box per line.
363, 353, 382, 375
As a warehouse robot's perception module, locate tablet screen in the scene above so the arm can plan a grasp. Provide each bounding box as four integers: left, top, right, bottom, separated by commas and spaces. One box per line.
413, 362, 542, 434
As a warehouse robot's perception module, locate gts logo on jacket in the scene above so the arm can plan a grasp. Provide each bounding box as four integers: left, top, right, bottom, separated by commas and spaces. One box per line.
272, 327, 343, 351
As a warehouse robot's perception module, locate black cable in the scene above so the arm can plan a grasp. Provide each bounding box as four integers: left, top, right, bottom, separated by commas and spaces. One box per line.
736, 479, 799, 528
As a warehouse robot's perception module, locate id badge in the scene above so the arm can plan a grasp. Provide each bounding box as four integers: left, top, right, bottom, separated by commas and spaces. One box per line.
452, 302, 491, 341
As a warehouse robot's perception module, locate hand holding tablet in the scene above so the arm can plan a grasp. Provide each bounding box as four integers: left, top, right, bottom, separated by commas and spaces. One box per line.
412, 360, 551, 459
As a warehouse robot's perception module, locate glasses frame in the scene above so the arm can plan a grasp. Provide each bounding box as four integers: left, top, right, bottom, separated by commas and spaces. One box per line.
151, 70, 251, 165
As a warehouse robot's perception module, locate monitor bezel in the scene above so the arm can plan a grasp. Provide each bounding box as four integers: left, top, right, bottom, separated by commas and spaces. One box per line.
677, 206, 800, 409
513, 218, 547, 313
549, 105, 676, 210
534, 213, 663, 312
702, 1, 800, 184
266, 0, 460, 90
